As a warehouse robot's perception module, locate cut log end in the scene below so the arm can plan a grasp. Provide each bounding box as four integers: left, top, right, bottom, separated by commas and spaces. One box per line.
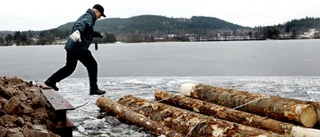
180, 83, 196, 96
299, 105, 318, 127
291, 126, 320, 137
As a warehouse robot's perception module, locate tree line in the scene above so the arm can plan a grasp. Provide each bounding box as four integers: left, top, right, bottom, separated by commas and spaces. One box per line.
93, 15, 320, 42
1, 16, 319, 46
0, 29, 117, 46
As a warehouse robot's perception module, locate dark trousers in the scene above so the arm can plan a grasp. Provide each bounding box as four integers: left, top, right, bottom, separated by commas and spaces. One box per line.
47, 50, 98, 91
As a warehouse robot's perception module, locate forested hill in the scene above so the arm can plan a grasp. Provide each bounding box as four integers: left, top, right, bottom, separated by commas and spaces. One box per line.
57, 15, 248, 33
1, 16, 320, 45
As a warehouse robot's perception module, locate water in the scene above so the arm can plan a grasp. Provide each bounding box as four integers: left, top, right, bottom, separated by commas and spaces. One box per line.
1, 39, 320, 80
1, 40, 320, 136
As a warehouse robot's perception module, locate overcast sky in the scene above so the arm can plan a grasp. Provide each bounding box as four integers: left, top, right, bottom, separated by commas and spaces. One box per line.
1, 0, 320, 31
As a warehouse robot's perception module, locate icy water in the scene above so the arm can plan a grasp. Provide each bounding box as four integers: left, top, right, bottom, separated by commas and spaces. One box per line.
1, 40, 320, 136
59, 76, 320, 137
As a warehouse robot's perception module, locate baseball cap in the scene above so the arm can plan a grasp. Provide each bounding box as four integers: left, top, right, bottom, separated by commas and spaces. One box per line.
93, 4, 106, 17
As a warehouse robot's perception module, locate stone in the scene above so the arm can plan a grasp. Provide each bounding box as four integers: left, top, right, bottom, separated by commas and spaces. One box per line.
6, 87, 19, 98
33, 107, 48, 120
0, 96, 8, 106
0, 76, 60, 137
7, 131, 24, 137
3, 96, 21, 114
15, 117, 25, 127
19, 103, 34, 114
0, 126, 7, 137
18, 91, 28, 102
6, 127, 20, 135
22, 126, 34, 137
33, 125, 49, 137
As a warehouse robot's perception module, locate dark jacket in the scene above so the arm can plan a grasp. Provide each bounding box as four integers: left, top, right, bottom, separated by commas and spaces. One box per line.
65, 9, 102, 51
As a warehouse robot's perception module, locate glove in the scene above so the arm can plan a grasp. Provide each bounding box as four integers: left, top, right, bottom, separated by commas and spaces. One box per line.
70, 30, 81, 42
93, 31, 104, 38
100, 32, 106, 38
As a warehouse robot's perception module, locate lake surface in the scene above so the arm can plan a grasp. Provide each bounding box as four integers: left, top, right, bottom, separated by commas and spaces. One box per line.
1, 39, 320, 80
1, 40, 320, 136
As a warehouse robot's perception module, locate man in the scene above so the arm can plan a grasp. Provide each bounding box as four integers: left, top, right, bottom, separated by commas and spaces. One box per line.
45, 4, 106, 95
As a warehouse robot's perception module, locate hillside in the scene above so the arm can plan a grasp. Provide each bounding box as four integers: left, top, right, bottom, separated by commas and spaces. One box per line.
57, 15, 248, 34
1, 15, 320, 45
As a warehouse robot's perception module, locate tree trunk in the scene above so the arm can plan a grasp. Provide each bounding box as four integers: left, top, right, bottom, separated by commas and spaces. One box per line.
118, 95, 282, 137
155, 90, 320, 136
96, 96, 183, 137
180, 83, 318, 128
270, 97, 320, 128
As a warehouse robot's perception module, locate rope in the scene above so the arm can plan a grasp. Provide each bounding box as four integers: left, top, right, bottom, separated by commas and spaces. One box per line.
231, 97, 269, 110
185, 120, 203, 137
131, 95, 177, 111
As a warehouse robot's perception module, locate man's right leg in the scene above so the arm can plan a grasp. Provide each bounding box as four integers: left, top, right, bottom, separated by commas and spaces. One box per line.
45, 50, 78, 91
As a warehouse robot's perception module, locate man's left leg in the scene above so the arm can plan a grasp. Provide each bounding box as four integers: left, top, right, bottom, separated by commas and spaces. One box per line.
79, 50, 105, 95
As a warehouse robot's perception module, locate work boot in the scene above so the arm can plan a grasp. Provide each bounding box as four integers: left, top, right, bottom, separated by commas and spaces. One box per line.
90, 89, 106, 95
44, 80, 59, 91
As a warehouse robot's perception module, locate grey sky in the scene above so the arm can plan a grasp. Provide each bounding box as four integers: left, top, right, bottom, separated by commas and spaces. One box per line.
1, 0, 320, 31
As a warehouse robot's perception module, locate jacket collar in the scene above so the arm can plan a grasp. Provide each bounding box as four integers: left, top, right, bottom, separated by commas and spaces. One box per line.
86, 9, 97, 21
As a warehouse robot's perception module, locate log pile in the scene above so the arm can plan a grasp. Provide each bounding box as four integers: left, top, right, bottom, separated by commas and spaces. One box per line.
179, 83, 319, 128
96, 96, 183, 137
0, 76, 60, 137
96, 83, 320, 137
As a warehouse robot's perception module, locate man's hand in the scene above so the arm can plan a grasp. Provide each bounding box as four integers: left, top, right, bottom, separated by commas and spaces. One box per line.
93, 31, 104, 38
70, 30, 81, 42
101, 32, 106, 38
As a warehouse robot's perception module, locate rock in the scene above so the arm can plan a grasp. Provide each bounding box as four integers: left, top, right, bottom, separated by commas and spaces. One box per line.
18, 91, 28, 102
1, 115, 12, 125
3, 96, 21, 114
19, 103, 34, 114
15, 117, 25, 127
0, 126, 7, 137
25, 122, 33, 129
7, 131, 24, 137
33, 125, 50, 137
0, 119, 3, 126
0, 76, 60, 137
33, 107, 48, 120
5, 87, 19, 98
0, 96, 9, 106
22, 126, 33, 137
6, 127, 20, 135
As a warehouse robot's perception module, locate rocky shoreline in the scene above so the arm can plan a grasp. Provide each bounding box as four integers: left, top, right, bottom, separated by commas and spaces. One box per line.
0, 76, 59, 137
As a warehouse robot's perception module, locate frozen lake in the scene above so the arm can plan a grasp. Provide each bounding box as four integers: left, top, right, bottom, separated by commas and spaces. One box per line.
1, 39, 320, 80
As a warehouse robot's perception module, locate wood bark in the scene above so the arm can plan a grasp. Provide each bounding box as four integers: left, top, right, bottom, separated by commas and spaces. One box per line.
268, 97, 320, 127
118, 95, 284, 137
96, 96, 183, 137
180, 83, 318, 128
155, 90, 320, 136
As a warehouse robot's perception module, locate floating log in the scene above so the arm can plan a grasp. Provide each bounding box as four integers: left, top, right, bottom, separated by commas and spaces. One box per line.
180, 83, 318, 128
96, 96, 183, 137
118, 95, 283, 137
155, 90, 320, 136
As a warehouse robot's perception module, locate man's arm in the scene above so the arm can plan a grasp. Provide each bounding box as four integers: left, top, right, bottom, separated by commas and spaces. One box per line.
93, 31, 103, 38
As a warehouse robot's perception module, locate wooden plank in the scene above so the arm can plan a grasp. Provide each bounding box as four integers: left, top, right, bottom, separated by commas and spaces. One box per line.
35, 81, 75, 137
36, 82, 75, 111
41, 89, 75, 111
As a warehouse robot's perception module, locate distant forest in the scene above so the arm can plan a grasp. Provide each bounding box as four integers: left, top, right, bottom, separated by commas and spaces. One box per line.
1, 15, 320, 46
